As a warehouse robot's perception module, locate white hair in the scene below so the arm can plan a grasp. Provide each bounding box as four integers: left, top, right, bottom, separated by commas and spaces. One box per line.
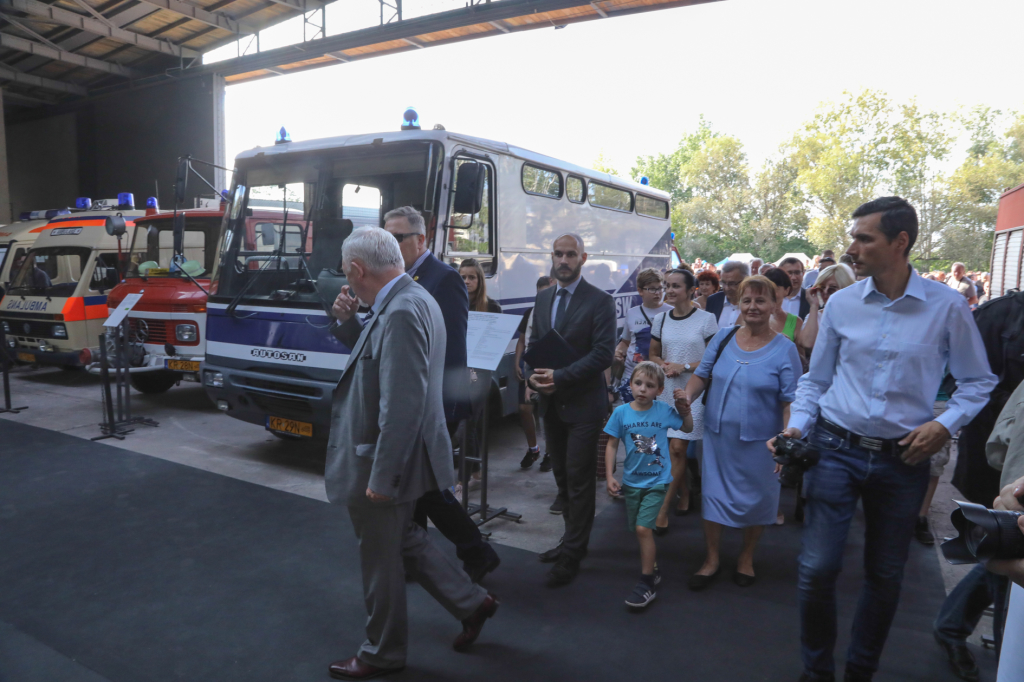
553, 232, 585, 252
721, 260, 750, 277
952, 262, 965, 270
342, 226, 404, 274
383, 206, 426, 235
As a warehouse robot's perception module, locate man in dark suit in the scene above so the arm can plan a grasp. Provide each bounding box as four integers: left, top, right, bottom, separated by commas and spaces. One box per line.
778, 256, 812, 319
705, 261, 749, 328
383, 206, 500, 584
528, 233, 616, 586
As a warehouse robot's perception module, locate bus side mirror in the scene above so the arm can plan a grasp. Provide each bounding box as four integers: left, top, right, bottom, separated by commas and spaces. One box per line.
175, 158, 188, 205
105, 215, 126, 237
173, 213, 185, 255
453, 162, 485, 216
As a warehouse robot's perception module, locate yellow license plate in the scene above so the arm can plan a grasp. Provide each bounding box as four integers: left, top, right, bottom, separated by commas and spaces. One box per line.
267, 416, 313, 438
167, 359, 201, 372
16, 352, 33, 362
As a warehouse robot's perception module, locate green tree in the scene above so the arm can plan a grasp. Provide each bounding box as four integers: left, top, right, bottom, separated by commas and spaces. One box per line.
591, 151, 620, 177
785, 90, 896, 251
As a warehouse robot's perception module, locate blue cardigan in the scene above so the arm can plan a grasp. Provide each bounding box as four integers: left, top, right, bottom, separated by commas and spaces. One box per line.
695, 328, 801, 441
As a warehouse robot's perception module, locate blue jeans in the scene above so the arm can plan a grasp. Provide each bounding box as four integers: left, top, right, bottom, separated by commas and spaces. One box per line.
934, 562, 1009, 655
798, 427, 930, 678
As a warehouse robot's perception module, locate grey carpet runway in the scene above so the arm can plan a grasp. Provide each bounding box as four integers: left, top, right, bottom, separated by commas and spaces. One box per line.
0, 422, 998, 682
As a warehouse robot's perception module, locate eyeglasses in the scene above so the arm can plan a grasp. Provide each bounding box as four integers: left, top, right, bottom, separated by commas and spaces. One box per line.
391, 232, 420, 243
642, 287, 664, 294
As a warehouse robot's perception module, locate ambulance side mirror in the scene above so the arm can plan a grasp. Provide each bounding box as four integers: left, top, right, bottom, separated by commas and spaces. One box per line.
175, 158, 188, 205
173, 213, 185, 255
105, 215, 126, 237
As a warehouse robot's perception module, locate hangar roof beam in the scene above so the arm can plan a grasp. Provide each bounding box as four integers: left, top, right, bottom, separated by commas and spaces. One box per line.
133, 0, 259, 36
0, 61, 87, 94
0, 30, 143, 77
0, 0, 199, 58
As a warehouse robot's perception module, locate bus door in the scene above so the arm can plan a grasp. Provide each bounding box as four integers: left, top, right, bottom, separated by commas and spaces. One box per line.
443, 153, 496, 276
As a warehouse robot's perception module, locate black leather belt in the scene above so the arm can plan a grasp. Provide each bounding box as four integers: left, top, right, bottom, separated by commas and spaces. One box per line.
816, 417, 908, 456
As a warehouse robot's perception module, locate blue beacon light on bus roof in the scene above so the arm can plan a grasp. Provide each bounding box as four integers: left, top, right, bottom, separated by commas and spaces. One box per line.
76, 197, 92, 210
401, 107, 420, 131
640, 176, 650, 186
275, 127, 291, 145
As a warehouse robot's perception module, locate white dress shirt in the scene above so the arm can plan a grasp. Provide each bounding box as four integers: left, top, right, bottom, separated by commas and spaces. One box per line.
781, 293, 802, 316
718, 299, 741, 330
550, 276, 582, 329
789, 267, 996, 439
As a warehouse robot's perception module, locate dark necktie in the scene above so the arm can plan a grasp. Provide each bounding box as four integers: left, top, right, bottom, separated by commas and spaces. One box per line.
554, 289, 569, 329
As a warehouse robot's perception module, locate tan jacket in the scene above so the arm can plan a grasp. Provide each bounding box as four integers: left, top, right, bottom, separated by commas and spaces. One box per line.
986, 380, 1024, 488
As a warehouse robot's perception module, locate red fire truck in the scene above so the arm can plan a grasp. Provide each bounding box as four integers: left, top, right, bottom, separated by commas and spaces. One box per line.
102, 200, 304, 393
989, 182, 1024, 299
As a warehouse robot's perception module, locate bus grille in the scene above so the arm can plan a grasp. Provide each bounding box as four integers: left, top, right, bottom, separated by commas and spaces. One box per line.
128, 318, 169, 345
243, 377, 320, 397
247, 392, 314, 416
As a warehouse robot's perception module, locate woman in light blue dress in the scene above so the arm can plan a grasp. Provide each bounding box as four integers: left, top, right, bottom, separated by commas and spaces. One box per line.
681, 275, 802, 590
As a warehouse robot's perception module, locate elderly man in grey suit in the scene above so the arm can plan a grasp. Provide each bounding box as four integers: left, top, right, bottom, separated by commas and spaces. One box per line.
325, 226, 498, 680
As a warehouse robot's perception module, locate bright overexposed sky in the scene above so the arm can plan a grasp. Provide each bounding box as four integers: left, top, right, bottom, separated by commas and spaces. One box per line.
220, 0, 1024, 179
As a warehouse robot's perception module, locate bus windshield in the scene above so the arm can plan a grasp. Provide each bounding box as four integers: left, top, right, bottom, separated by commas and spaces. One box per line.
8, 246, 91, 297
211, 140, 440, 309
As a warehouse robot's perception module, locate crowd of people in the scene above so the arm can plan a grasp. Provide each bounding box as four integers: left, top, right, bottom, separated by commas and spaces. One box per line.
323, 198, 1024, 682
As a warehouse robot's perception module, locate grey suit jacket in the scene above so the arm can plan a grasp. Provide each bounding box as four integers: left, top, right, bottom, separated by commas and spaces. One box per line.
528, 276, 616, 423
325, 274, 455, 507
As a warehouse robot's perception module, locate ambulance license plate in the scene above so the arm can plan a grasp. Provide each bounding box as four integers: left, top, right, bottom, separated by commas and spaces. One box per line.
16, 352, 33, 362
166, 359, 201, 372
267, 416, 313, 438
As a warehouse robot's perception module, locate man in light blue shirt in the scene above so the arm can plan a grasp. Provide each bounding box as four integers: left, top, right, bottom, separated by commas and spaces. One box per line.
770, 197, 997, 682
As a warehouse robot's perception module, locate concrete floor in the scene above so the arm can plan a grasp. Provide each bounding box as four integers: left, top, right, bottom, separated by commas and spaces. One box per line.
0, 363, 996, 646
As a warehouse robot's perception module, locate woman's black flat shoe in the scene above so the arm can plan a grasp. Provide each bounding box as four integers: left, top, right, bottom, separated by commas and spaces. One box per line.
687, 568, 719, 591
653, 525, 668, 536
733, 571, 756, 587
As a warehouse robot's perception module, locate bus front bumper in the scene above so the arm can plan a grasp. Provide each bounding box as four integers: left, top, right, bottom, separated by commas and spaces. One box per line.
201, 362, 335, 439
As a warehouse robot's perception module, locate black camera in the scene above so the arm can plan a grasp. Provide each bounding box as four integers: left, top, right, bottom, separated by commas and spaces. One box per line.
771, 436, 820, 488
940, 500, 1024, 565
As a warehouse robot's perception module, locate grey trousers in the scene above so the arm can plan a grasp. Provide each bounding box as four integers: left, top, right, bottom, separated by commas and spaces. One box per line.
347, 500, 487, 668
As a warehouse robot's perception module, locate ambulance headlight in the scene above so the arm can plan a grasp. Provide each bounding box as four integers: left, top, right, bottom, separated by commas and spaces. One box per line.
52, 324, 67, 338
175, 324, 197, 342
6, 338, 15, 349
1, 321, 9, 333
206, 371, 224, 388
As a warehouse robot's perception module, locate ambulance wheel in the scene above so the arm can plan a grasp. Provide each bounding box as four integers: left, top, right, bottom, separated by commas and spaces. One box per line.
130, 370, 179, 394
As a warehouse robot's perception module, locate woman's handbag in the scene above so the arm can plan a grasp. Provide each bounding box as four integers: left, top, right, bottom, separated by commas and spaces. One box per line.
702, 326, 740, 405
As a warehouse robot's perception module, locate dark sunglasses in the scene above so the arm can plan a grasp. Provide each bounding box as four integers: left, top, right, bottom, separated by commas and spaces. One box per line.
392, 232, 421, 243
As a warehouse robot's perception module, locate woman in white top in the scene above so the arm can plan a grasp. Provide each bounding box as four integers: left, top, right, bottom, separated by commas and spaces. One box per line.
650, 268, 719, 532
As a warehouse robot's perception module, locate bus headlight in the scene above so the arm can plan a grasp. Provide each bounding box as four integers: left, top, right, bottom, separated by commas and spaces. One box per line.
205, 371, 223, 388
175, 324, 198, 342
52, 324, 67, 338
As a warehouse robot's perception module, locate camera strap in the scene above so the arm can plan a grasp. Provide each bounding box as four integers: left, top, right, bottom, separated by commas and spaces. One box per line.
702, 325, 740, 405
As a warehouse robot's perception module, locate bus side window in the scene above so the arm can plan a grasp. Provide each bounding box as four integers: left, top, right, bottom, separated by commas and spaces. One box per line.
447, 159, 494, 264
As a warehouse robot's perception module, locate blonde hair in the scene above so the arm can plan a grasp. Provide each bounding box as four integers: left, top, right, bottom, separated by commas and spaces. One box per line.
630, 361, 665, 388
816, 263, 855, 290
636, 268, 664, 291
737, 275, 778, 303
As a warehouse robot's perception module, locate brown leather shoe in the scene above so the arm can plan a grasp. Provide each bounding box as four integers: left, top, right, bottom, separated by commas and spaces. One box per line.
328, 656, 404, 680
453, 593, 499, 652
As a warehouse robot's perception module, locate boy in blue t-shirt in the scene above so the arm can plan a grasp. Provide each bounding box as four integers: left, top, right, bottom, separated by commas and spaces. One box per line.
604, 361, 692, 609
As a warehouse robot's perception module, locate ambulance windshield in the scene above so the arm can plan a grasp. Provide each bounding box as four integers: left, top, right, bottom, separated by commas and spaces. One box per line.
8, 247, 90, 297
